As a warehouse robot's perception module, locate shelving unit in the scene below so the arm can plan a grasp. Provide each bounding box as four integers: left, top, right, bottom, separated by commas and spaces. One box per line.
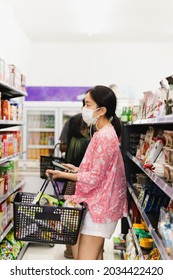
122, 115, 173, 260
0, 81, 27, 98
0, 180, 24, 204
128, 184, 170, 260
17, 242, 29, 260
0, 80, 27, 260
126, 215, 144, 260
127, 152, 173, 200
0, 222, 13, 243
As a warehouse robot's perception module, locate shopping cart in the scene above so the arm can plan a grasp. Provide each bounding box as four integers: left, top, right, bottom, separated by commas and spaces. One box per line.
13, 177, 86, 245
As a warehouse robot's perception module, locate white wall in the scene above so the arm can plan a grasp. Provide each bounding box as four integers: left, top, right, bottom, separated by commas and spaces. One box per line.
27, 42, 173, 96
1, 0, 173, 100
0, 0, 31, 75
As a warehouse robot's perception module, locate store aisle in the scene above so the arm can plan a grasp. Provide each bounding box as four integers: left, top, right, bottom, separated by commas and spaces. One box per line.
22, 221, 122, 260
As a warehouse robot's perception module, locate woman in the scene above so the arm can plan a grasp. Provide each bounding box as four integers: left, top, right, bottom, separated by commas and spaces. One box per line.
59, 113, 90, 258
46, 85, 128, 260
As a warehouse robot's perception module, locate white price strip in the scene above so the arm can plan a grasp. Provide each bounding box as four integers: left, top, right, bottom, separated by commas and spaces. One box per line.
1, 260, 173, 280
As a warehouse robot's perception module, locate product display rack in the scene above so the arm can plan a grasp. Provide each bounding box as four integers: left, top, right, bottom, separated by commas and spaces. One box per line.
0, 81, 27, 98
23, 101, 82, 162
122, 115, 173, 260
127, 152, 173, 200
126, 215, 144, 260
127, 183, 170, 260
0, 81, 26, 260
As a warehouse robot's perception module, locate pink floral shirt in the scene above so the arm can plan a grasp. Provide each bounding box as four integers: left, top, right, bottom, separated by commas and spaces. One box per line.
69, 125, 128, 223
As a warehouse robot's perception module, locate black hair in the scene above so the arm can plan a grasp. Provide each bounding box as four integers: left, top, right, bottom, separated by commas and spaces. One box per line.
87, 85, 121, 138
67, 113, 87, 140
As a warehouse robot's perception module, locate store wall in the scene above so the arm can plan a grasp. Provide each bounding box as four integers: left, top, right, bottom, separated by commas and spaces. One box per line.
0, 0, 31, 75
27, 42, 173, 96
1, 0, 173, 100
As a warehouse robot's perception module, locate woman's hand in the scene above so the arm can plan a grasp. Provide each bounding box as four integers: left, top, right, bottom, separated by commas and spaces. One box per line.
46, 169, 64, 180
46, 166, 78, 182
62, 163, 79, 173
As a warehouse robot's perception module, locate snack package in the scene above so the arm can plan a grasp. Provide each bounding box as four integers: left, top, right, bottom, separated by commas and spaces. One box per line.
33, 192, 63, 206
63, 199, 82, 209
144, 139, 164, 164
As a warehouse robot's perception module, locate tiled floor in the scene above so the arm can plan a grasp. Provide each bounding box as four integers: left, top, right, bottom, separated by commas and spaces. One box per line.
22, 221, 123, 260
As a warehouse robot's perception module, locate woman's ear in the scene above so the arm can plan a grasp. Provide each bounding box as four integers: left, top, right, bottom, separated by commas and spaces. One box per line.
100, 107, 107, 116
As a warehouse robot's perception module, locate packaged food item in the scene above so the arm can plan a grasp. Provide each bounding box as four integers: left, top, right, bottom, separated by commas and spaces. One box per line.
163, 147, 172, 165
0, 201, 7, 230
140, 237, 154, 249
0, 177, 4, 197
163, 130, 173, 148
113, 235, 126, 250
169, 166, 173, 186
33, 192, 63, 206
63, 199, 82, 209
169, 149, 173, 166
147, 248, 161, 260
145, 140, 164, 164
163, 164, 171, 182
152, 162, 164, 178
1, 100, 10, 120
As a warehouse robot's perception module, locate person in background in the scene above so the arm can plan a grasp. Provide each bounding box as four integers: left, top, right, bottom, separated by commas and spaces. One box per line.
65, 113, 90, 166
46, 85, 128, 260
58, 113, 90, 259
59, 119, 70, 155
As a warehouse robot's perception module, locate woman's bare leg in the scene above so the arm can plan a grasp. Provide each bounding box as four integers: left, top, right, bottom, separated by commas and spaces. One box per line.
97, 241, 105, 260
77, 234, 105, 260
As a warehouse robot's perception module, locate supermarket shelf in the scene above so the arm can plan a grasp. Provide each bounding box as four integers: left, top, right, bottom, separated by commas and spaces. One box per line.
0, 222, 13, 242
127, 183, 170, 260
0, 120, 24, 128
127, 114, 173, 125
17, 242, 29, 260
0, 152, 24, 165
127, 215, 144, 260
0, 180, 25, 204
28, 145, 55, 149
127, 152, 173, 200
0, 80, 27, 97
27, 128, 55, 132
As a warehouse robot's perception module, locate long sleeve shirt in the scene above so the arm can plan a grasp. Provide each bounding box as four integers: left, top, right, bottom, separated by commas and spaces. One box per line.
69, 124, 128, 223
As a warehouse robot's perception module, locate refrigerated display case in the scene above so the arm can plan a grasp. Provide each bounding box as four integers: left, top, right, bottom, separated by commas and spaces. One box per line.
22, 101, 82, 163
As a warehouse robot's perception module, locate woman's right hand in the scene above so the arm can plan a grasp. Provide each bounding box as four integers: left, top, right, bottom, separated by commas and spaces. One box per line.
62, 163, 79, 173
45, 169, 64, 180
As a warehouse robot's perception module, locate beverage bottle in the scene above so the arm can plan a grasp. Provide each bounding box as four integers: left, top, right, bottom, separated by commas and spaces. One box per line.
120, 107, 128, 122
127, 106, 133, 121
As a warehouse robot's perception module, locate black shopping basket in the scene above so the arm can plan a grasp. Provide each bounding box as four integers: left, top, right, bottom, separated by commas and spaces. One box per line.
40, 142, 65, 179
13, 177, 86, 245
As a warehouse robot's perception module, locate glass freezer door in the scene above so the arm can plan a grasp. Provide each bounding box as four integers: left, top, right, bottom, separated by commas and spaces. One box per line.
26, 110, 56, 160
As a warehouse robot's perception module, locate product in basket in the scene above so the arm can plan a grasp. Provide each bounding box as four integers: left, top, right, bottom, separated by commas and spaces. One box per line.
63, 199, 82, 209
32, 192, 64, 206
13, 178, 86, 245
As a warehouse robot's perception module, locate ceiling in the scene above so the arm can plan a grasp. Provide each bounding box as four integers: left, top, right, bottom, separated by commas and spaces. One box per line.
5, 0, 173, 43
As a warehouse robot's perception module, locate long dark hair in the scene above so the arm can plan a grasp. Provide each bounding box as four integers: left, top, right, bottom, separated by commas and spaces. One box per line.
87, 85, 121, 138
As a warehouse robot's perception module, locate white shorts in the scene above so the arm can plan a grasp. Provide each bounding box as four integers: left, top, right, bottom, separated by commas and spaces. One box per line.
80, 210, 118, 239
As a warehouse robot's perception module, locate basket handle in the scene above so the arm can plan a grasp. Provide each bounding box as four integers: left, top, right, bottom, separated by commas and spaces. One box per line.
35, 176, 62, 205
50, 142, 61, 157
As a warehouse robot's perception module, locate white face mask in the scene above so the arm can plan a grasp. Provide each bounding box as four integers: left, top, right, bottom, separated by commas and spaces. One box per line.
82, 107, 100, 126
